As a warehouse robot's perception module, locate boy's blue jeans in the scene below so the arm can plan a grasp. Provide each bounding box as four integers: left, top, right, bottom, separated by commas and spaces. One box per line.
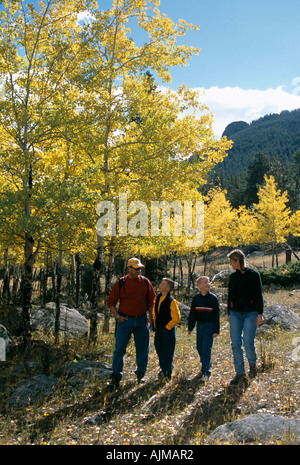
154, 326, 176, 378
196, 322, 214, 377
112, 314, 150, 381
229, 311, 258, 375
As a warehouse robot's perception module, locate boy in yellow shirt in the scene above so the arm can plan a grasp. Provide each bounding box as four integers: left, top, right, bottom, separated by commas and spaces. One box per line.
153, 278, 180, 381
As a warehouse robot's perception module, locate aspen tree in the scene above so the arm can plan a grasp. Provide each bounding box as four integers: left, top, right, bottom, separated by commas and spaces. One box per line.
0, 0, 94, 350
75, 0, 231, 338
254, 175, 292, 267
0, 0, 232, 344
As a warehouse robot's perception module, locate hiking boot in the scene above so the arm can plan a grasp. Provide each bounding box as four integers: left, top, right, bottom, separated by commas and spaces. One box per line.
230, 374, 248, 386
136, 372, 146, 384
249, 364, 257, 378
108, 378, 120, 391
157, 371, 170, 383
196, 372, 210, 382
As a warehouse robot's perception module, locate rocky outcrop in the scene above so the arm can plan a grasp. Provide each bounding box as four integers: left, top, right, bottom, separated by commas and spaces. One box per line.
209, 414, 300, 443
260, 304, 299, 331
0, 325, 12, 360
6, 374, 57, 409
5, 360, 112, 409
31, 302, 89, 338
55, 360, 112, 381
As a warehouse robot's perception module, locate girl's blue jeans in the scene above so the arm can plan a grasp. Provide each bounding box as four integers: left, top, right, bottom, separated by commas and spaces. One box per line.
112, 314, 150, 381
229, 311, 258, 375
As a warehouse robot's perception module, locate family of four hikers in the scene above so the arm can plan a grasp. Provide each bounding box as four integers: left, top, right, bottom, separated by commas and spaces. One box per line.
107, 250, 264, 391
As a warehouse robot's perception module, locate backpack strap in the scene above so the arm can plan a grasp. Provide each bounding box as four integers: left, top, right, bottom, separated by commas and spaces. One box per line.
118, 276, 149, 297
118, 277, 125, 292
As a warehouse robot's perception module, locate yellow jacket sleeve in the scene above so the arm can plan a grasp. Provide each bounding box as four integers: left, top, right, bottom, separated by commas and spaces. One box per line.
165, 299, 181, 330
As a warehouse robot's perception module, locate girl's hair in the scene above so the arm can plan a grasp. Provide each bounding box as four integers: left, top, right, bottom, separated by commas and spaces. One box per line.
227, 249, 246, 268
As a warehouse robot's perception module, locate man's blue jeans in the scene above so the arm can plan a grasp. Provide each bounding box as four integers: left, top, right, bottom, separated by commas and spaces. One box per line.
196, 322, 214, 377
229, 311, 258, 375
154, 326, 176, 378
112, 314, 150, 381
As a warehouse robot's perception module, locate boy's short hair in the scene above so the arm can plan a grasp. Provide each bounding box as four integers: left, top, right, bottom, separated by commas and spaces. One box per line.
197, 276, 210, 285
162, 277, 175, 291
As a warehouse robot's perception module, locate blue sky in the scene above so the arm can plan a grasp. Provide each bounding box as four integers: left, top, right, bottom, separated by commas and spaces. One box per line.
96, 0, 300, 136
157, 0, 300, 92
19, 0, 300, 136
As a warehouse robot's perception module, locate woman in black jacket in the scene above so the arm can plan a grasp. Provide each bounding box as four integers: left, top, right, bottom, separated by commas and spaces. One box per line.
227, 249, 264, 385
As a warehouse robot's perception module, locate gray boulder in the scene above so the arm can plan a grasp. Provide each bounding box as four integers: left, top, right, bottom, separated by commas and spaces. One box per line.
6, 374, 57, 409
261, 304, 299, 331
55, 360, 112, 381
31, 302, 89, 338
178, 302, 190, 324
209, 414, 300, 443
211, 269, 233, 287
67, 375, 87, 388
84, 413, 105, 425
0, 325, 12, 360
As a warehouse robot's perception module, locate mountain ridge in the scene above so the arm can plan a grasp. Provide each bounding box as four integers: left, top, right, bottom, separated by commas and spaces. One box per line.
219, 108, 300, 174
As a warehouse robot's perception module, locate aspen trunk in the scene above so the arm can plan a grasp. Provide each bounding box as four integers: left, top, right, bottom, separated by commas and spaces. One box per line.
89, 235, 103, 344
172, 254, 177, 281
2, 248, 10, 303
70, 253, 76, 306
22, 159, 36, 357
54, 238, 63, 343
12, 263, 20, 304
75, 252, 81, 308
22, 231, 34, 357
103, 239, 115, 333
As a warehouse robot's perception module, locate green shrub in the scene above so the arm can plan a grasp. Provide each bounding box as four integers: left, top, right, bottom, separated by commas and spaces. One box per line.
260, 261, 300, 287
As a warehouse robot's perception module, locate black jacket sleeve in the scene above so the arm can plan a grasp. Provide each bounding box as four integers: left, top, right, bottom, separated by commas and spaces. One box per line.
188, 296, 197, 332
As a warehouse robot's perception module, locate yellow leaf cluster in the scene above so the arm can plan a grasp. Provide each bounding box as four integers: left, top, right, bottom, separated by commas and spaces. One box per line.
0, 0, 241, 265
254, 175, 292, 245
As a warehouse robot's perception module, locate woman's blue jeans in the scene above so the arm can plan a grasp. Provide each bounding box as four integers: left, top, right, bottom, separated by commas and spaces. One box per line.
196, 322, 214, 377
112, 314, 150, 381
229, 311, 258, 375
154, 326, 176, 377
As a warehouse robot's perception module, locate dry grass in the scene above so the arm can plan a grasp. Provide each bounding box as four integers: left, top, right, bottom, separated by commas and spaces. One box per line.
0, 288, 299, 446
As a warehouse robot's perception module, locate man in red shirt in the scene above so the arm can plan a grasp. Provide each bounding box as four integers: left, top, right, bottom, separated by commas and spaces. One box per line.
107, 257, 156, 390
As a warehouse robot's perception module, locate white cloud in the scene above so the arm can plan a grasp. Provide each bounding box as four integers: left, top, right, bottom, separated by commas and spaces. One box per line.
77, 10, 96, 26
195, 86, 300, 138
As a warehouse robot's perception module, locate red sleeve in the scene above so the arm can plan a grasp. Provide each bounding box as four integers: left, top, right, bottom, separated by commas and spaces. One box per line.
107, 280, 120, 308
